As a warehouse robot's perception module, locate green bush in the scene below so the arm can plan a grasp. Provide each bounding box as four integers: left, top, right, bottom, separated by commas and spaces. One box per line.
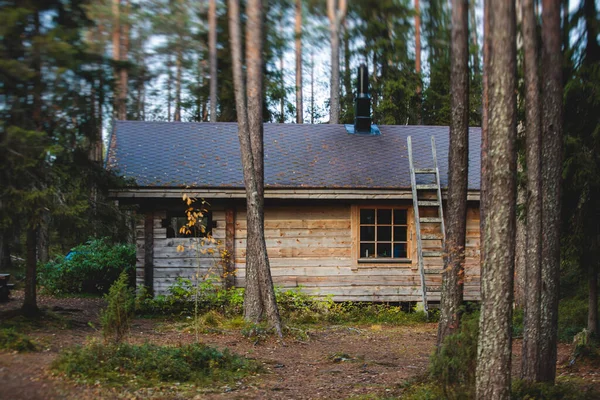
429, 310, 479, 399
558, 297, 589, 342
0, 328, 38, 352
38, 237, 135, 295
135, 277, 244, 317
52, 341, 259, 387
512, 379, 598, 399
101, 272, 135, 344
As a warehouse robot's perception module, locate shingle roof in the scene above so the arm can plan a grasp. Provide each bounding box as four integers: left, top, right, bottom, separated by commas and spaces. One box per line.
107, 121, 481, 190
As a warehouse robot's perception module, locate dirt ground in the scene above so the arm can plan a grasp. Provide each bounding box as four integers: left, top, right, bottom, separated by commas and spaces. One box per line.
0, 291, 598, 400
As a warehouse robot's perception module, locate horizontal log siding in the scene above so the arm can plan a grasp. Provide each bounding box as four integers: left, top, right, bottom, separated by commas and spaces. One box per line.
136, 209, 227, 296
233, 203, 481, 302
137, 202, 481, 302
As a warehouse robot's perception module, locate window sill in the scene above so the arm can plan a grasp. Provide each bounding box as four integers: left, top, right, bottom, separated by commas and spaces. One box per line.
357, 258, 412, 264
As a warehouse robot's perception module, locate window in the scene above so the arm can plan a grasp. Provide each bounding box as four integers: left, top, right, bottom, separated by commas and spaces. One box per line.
359, 208, 409, 259
164, 211, 212, 238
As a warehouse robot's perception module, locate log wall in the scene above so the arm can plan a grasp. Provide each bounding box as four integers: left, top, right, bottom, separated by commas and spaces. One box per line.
137, 201, 481, 302
136, 208, 227, 295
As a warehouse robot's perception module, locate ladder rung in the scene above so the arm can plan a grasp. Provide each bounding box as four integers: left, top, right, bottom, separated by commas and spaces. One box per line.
426, 286, 442, 292
423, 251, 443, 257
418, 201, 440, 206
416, 184, 439, 190
421, 234, 443, 240
424, 268, 443, 274
420, 217, 442, 223
414, 168, 436, 174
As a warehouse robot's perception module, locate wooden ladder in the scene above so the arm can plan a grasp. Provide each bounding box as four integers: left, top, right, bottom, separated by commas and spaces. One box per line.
407, 136, 446, 316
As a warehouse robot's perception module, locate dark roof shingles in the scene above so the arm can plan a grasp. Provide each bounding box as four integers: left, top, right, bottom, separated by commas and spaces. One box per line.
107, 121, 481, 190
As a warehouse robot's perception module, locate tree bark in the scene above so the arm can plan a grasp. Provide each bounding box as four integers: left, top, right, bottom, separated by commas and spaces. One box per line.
310, 52, 315, 124
415, 0, 422, 124
295, 0, 303, 124
437, 0, 469, 347
22, 227, 39, 316
174, 44, 182, 122
480, 0, 489, 246
514, 180, 526, 308
475, 0, 517, 398
209, 0, 217, 121
589, 260, 599, 338
327, 0, 346, 124
119, 0, 129, 120
229, 0, 282, 335
520, 0, 543, 381
538, 0, 563, 383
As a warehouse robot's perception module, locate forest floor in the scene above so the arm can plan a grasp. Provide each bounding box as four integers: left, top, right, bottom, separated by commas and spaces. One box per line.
1, 291, 599, 400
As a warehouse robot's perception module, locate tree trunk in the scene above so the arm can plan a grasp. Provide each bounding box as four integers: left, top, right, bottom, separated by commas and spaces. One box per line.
36, 211, 49, 264
470, 0, 480, 77
174, 43, 182, 122
538, 0, 563, 383
0, 229, 12, 270
437, 0, 469, 347
514, 180, 526, 308
520, 0, 543, 381
310, 52, 315, 124
475, 0, 517, 398
112, 0, 121, 119
22, 227, 39, 316
295, 0, 303, 124
229, 0, 282, 335
118, 0, 129, 120
415, 0, 422, 124
480, 0, 490, 245
209, 0, 217, 121
589, 260, 599, 338
327, 0, 346, 124
279, 47, 285, 123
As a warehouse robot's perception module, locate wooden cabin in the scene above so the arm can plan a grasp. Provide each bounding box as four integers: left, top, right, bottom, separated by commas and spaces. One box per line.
107, 121, 482, 303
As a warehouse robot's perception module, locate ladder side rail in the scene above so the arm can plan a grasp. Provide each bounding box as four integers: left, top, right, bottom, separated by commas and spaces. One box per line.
431, 136, 447, 245
407, 136, 428, 314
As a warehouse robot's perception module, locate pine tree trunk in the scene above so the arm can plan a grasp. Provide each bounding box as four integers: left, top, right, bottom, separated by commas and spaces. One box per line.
437, 0, 469, 347
415, 0, 422, 124
295, 0, 303, 124
112, 0, 121, 119
209, 0, 217, 121
538, 0, 563, 383
174, 43, 182, 122
480, 0, 490, 242
589, 261, 599, 338
470, 0, 480, 77
310, 52, 315, 124
475, 0, 517, 398
22, 227, 39, 316
0, 229, 12, 270
342, 22, 351, 122
118, 0, 129, 120
37, 211, 50, 264
229, 0, 281, 335
514, 181, 526, 309
167, 54, 173, 122
327, 0, 346, 124
520, 0, 543, 381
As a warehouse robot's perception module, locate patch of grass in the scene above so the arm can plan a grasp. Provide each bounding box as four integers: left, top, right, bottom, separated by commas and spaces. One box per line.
399, 381, 446, 400
0, 328, 38, 352
52, 341, 260, 388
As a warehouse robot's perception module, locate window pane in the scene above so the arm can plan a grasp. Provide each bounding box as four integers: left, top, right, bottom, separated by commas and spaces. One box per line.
394, 209, 407, 225
360, 226, 375, 241
377, 226, 392, 241
394, 243, 407, 258
377, 209, 392, 224
394, 226, 407, 241
360, 209, 375, 224
377, 242, 392, 257
360, 243, 375, 258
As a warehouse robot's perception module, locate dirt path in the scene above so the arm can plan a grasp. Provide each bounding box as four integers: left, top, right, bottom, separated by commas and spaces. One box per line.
1, 293, 598, 399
